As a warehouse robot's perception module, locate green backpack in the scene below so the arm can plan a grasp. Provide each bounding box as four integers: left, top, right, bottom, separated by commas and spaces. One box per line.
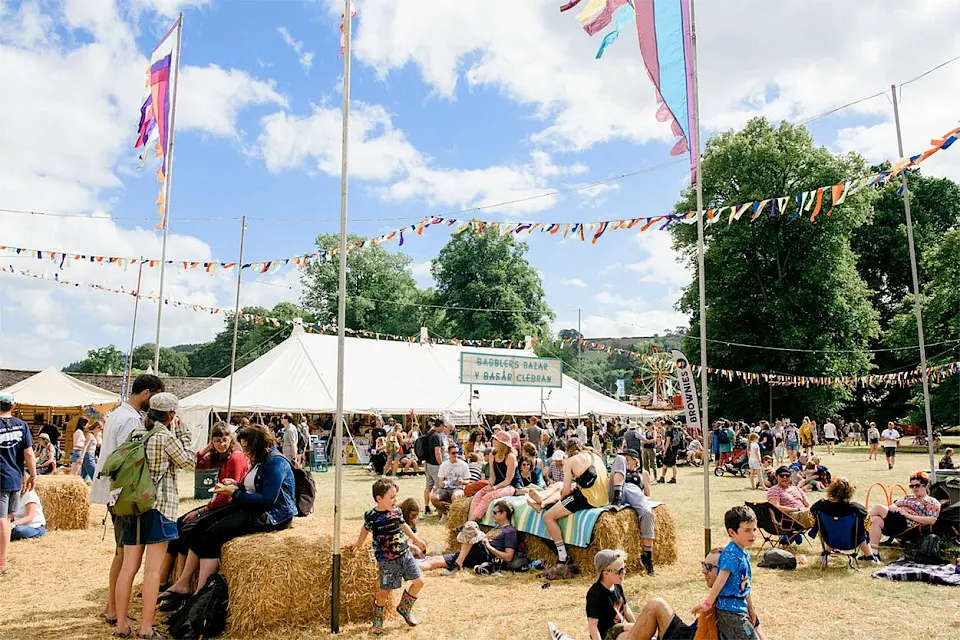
98, 426, 163, 517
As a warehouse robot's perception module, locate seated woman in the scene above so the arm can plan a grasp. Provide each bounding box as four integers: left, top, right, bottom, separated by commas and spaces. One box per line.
10, 487, 46, 540
34, 433, 57, 475
168, 424, 296, 595
534, 441, 609, 567
469, 432, 521, 521
518, 455, 544, 489
866, 471, 941, 558
810, 477, 878, 563
159, 423, 250, 604
396, 431, 417, 474
521, 442, 545, 472
420, 500, 518, 575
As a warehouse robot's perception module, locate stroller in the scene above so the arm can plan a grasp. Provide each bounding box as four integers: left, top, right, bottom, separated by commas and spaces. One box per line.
714, 448, 749, 477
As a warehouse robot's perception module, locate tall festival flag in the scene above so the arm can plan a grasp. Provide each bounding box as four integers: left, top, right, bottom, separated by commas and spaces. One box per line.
133, 15, 183, 371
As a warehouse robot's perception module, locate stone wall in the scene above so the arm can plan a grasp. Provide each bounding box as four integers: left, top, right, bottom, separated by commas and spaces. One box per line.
0, 369, 219, 399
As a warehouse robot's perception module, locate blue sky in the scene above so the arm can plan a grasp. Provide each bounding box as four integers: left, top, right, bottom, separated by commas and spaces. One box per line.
2, 0, 959, 370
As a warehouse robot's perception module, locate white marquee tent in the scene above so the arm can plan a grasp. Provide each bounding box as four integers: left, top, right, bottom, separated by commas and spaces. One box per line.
179, 324, 660, 445
1, 367, 120, 407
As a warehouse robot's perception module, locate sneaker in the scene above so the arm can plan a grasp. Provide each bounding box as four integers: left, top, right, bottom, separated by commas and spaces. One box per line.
440, 564, 461, 576
657, 477, 666, 484
667, 478, 677, 484
474, 562, 493, 575
438, 514, 448, 524
547, 621, 575, 640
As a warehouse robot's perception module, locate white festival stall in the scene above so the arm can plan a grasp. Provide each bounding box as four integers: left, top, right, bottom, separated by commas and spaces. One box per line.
179, 324, 658, 449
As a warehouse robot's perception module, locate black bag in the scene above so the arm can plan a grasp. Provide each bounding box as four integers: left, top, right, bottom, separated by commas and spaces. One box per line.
293, 467, 316, 517
757, 548, 797, 570
716, 429, 730, 445
909, 534, 948, 565
414, 433, 430, 462
167, 573, 229, 639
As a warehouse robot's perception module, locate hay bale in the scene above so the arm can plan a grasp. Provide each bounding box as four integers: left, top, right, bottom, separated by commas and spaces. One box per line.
34, 475, 89, 530
221, 528, 379, 636
445, 496, 472, 551
498, 505, 679, 574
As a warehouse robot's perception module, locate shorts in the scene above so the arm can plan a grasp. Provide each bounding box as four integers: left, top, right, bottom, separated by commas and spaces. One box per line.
424, 463, 441, 490
443, 543, 490, 570
786, 441, 799, 451
884, 447, 896, 458
825, 438, 836, 444
121, 509, 179, 546
880, 511, 912, 537
662, 615, 695, 640
70, 449, 82, 464
0, 490, 21, 518
111, 512, 130, 547
435, 488, 462, 503
716, 609, 757, 639
748, 459, 762, 471
662, 450, 679, 467
869, 438, 879, 445
378, 552, 421, 590
560, 488, 593, 513
604, 623, 628, 640
387, 452, 401, 461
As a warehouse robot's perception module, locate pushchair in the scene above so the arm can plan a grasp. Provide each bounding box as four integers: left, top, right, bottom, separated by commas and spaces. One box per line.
714, 448, 749, 477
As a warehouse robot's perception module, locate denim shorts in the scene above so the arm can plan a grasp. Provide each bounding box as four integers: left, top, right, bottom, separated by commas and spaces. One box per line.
0, 490, 20, 518
121, 509, 179, 546
70, 449, 82, 463
378, 551, 421, 590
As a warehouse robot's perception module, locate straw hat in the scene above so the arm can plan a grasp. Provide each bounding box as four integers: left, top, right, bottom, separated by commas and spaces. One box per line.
492, 431, 513, 448
457, 521, 486, 545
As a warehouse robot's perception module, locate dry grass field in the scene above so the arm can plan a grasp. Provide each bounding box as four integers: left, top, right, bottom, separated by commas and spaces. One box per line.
1, 447, 957, 639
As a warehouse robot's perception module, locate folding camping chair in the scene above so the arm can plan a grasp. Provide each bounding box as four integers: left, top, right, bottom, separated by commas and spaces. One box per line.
313, 441, 329, 472
746, 501, 811, 556
811, 507, 867, 570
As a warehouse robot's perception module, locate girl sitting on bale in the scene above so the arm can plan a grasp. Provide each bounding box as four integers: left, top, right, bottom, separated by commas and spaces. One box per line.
469, 432, 521, 521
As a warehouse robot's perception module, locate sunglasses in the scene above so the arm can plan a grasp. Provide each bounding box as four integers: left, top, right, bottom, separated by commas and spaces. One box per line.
604, 567, 626, 576
777, 473, 791, 479
701, 561, 718, 572
909, 483, 924, 489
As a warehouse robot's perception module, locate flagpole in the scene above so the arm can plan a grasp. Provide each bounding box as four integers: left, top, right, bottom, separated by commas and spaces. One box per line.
332, 0, 352, 633
123, 258, 145, 399
688, 0, 711, 554
890, 85, 937, 482
153, 13, 184, 371
226, 216, 247, 424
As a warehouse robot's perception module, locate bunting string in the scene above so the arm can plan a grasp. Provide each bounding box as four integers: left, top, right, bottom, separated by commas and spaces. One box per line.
5, 124, 958, 275
3, 265, 956, 389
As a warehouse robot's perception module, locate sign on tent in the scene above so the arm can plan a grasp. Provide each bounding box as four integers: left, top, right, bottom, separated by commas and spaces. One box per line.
460, 352, 563, 388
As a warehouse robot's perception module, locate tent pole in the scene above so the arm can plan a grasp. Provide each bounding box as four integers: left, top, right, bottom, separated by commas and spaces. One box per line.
332, 0, 353, 632
577, 308, 582, 418
226, 215, 247, 424
890, 85, 936, 482
123, 257, 145, 401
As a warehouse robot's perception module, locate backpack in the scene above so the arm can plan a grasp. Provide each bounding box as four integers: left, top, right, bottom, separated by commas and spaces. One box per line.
296, 428, 308, 455
907, 534, 948, 565
668, 428, 687, 452
292, 466, 316, 517
98, 426, 163, 517
716, 429, 730, 445
414, 432, 431, 462
757, 548, 797, 570
167, 573, 229, 639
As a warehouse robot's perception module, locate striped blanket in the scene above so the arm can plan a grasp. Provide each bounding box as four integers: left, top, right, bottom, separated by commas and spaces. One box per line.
478, 495, 621, 548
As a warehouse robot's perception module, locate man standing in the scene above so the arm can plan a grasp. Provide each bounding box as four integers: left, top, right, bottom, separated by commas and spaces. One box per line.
0, 392, 37, 576
421, 418, 443, 518
881, 422, 901, 470
298, 418, 312, 468
89, 374, 164, 623
822, 418, 838, 456
525, 416, 543, 457
659, 420, 684, 484
640, 422, 658, 478
576, 421, 588, 444
623, 422, 643, 453
281, 413, 299, 467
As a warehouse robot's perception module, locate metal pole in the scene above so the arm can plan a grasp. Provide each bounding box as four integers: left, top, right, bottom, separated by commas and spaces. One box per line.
153, 13, 184, 371
123, 259, 145, 399
469, 383, 474, 427
890, 85, 937, 482
226, 216, 247, 424
577, 308, 582, 419
769, 386, 773, 424
332, 0, 352, 632
689, 0, 711, 554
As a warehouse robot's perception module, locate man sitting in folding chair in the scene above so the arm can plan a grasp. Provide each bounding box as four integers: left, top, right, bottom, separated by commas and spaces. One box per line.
746, 501, 810, 554
765, 466, 814, 527
810, 477, 879, 569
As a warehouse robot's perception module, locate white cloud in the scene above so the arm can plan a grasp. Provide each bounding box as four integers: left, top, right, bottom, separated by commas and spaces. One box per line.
178, 65, 288, 138
131, 0, 212, 19
561, 278, 586, 288
554, 309, 687, 339
625, 231, 692, 286
410, 260, 433, 287
277, 26, 314, 73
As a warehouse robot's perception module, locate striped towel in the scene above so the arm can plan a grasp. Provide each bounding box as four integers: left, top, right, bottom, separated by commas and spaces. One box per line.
480, 495, 605, 548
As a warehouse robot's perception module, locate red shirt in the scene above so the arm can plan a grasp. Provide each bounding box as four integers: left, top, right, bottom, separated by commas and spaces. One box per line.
197, 448, 250, 510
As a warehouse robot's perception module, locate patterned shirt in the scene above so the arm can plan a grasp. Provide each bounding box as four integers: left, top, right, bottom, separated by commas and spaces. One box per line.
895, 494, 941, 519
766, 484, 808, 510
364, 507, 409, 562
129, 421, 196, 522
717, 541, 752, 614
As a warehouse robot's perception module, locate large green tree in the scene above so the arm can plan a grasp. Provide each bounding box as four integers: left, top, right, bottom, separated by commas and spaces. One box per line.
64, 345, 126, 374
670, 118, 880, 420
131, 344, 190, 377
300, 234, 423, 336
432, 228, 554, 340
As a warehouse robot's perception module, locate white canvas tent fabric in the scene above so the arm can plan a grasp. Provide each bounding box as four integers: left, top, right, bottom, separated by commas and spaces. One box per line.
1, 367, 120, 407
179, 325, 658, 441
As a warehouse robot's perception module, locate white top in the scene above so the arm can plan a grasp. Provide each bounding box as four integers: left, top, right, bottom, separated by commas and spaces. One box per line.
90, 403, 142, 504
243, 464, 260, 492
282, 426, 298, 460
748, 441, 761, 462
576, 424, 587, 442
15, 490, 46, 529
823, 422, 837, 439
72, 428, 86, 450
881, 429, 900, 448
438, 459, 470, 490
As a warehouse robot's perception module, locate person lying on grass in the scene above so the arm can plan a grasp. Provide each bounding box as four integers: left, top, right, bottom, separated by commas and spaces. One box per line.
420, 499, 518, 575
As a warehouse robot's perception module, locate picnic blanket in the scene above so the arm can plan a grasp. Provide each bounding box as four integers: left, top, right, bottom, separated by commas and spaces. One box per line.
479, 495, 662, 548
872, 559, 960, 586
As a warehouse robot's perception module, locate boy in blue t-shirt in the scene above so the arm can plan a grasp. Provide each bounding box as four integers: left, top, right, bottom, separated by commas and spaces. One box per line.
350, 478, 427, 635
692, 505, 759, 639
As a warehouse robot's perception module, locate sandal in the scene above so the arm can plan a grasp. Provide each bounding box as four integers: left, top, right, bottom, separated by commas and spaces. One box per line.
105, 616, 137, 628
137, 632, 169, 640
156, 590, 189, 603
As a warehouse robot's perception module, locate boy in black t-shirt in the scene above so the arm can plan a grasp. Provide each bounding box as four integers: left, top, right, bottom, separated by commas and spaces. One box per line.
555, 549, 636, 640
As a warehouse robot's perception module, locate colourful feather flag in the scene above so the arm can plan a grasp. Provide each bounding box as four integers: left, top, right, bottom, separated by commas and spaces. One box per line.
632, 0, 696, 182
134, 17, 181, 229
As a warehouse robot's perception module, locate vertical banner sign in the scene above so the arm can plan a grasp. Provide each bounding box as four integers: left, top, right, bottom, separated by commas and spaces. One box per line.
615, 378, 626, 398
671, 350, 700, 430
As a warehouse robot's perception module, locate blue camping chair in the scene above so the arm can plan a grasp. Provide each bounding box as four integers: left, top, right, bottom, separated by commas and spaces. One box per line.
313, 441, 329, 472
811, 507, 867, 571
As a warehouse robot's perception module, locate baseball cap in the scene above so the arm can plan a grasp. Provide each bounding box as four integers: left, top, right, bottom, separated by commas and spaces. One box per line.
149, 392, 179, 412
593, 549, 625, 575
622, 448, 640, 460
0, 392, 14, 404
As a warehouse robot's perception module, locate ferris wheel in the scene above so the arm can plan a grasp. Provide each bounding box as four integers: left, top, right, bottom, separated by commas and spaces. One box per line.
633, 355, 676, 407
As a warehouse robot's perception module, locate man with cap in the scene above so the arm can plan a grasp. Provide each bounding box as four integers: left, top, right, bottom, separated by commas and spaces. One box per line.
580, 549, 637, 640
433, 444, 470, 523
609, 449, 655, 575
0, 391, 38, 576
525, 416, 543, 456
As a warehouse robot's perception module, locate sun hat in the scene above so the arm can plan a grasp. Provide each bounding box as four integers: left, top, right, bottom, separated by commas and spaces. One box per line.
551, 450, 566, 462
492, 431, 513, 447
457, 521, 486, 545
38, 433, 50, 441
0, 392, 14, 404
593, 549, 625, 575
149, 392, 179, 413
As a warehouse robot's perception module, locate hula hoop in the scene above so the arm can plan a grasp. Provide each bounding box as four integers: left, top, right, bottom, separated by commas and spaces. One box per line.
890, 484, 908, 502
865, 482, 891, 510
